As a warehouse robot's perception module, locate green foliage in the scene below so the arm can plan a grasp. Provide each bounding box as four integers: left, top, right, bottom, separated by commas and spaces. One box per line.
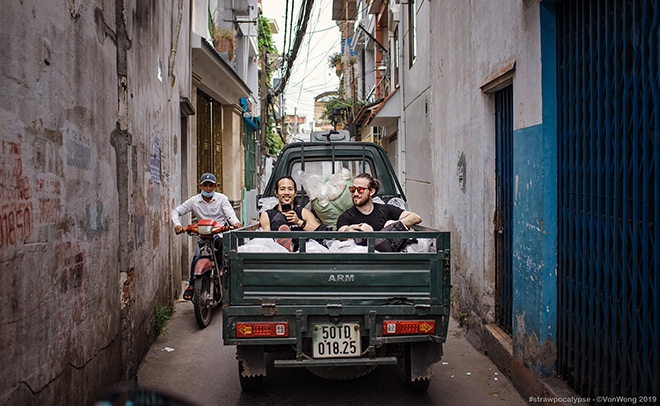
328, 52, 342, 67
258, 16, 278, 86
208, 5, 214, 38
257, 16, 281, 154
328, 52, 343, 77
267, 128, 284, 155
459, 311, 470, 328
155, 304, 174, 336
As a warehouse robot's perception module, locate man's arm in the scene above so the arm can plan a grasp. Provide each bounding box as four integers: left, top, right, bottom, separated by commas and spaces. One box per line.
398, 210, 422, 228
221, 197, 242, 227
259, 212, 271, 231
171, 198, 192, 233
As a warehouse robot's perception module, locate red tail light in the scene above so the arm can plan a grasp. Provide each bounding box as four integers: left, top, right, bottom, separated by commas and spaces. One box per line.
383, 320, 436, 335
236, 322, 289, 338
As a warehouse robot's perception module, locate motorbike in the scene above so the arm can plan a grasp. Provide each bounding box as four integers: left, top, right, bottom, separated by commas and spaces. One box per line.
182, 219, 232, 328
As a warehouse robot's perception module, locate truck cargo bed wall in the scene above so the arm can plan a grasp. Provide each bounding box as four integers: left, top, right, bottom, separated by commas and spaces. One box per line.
224, 231, 451, 308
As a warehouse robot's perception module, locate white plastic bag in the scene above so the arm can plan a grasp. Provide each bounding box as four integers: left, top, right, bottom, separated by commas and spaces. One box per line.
327, 239, 369, 253
386, 197, 407, 210
298, 168, 351, 207
238, 238, 290, 253
404, 238, 433, 253
303, 239, 330, 253
258, 196, 280, 214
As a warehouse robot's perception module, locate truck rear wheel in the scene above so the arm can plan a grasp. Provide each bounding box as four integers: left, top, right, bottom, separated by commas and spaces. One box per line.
238, 361, 264, 391
306, 365, 376, 380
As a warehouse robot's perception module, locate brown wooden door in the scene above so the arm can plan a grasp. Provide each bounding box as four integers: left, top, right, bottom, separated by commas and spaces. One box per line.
196, 89, 222, 191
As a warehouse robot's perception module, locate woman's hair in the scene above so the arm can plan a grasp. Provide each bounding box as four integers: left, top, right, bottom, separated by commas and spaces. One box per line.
276, 176, 297, 191
355, 173, 381, 195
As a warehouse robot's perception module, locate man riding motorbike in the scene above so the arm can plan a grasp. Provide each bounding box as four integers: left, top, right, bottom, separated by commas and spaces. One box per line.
171, 173, 242, 300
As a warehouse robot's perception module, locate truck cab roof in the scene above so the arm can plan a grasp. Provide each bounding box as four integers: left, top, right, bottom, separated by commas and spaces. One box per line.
261, 141, 407, 208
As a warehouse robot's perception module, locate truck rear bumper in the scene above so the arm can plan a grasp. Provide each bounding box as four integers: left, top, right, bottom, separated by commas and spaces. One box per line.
274, 356, 398, 368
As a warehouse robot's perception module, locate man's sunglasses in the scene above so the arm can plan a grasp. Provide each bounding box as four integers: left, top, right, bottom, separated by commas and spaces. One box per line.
349, 186, 368, 194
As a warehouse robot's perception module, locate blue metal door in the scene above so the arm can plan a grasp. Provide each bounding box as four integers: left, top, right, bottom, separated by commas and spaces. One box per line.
557, 0, 659, 399
495, 85, 513, 333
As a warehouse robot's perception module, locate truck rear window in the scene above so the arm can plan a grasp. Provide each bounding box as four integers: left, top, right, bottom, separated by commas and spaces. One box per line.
290, 160, 373, 191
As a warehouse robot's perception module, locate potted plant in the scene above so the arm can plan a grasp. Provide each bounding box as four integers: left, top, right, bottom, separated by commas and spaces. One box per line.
213, 25, 235, 61
328, 52, 343, 77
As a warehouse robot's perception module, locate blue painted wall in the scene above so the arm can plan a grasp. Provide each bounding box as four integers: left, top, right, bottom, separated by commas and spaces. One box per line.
511, 2, 558, 375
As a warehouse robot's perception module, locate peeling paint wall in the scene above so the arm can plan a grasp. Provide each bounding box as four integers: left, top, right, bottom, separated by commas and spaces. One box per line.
428, 0, 557, 378
0, 0, 190, 404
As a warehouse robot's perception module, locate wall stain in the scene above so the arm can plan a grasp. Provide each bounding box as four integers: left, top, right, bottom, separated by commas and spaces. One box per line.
457, 151, 466, 193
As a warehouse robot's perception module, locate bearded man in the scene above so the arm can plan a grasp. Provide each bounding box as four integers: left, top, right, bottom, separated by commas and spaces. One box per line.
336, 173, 422, 232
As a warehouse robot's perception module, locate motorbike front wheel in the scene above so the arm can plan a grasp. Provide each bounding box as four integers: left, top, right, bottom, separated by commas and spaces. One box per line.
193, 273, 212, 328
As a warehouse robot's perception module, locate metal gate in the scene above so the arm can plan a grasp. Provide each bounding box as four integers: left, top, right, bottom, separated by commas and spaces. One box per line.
557, 0, 659, 399
495, 85, 513, 333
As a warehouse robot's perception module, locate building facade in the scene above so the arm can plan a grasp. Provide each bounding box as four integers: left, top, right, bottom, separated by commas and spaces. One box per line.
0, 0, 259, 404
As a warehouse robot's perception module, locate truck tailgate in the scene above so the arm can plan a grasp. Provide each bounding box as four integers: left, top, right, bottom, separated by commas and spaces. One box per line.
224, 230, 450, 307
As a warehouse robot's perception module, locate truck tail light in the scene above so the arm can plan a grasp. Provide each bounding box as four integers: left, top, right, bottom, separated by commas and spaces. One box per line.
382, 320, 436, 335
236, 322, 289, 338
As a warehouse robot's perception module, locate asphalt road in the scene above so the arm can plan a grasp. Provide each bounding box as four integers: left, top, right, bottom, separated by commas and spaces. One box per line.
136, 299, 527, 406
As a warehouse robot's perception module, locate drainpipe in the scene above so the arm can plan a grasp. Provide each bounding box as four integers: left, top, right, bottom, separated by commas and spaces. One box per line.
398, 19, 406, 191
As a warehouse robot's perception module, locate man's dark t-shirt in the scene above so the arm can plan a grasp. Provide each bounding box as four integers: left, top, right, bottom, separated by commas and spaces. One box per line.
336, 203, 404, 231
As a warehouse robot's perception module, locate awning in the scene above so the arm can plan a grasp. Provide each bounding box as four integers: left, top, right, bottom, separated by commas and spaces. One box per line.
192, 33, 251, 104
244, 116, 259, 130
369, 86, 400, 128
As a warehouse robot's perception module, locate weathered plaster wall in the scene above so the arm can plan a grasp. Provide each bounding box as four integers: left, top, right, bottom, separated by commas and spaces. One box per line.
403, 0, 432, 224
428, 0, 555, 375
0, 1, 190, 404
222, 104, 244, 204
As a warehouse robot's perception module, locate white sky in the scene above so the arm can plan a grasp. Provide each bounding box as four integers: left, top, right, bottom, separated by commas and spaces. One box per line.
261, 0, 341, 125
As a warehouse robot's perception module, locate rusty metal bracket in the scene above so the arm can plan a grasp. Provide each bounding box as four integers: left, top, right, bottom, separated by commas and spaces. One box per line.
261, 299, 277, 316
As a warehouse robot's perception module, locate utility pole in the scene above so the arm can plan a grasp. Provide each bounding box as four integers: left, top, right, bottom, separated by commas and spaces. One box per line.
258, 45, 268, 184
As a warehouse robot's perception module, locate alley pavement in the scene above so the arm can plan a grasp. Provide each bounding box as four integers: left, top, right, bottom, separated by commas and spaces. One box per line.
136, 296, 526, 406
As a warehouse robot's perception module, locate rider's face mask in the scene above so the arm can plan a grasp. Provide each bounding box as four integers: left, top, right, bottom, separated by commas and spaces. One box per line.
201, 182, 216, 198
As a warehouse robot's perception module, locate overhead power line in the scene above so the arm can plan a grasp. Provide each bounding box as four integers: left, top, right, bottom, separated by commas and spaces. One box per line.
273, 0, 315, 97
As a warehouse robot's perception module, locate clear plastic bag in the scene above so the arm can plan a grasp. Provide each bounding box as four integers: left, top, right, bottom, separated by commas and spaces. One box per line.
258, 196, 280, 213
298, 168, 351, 207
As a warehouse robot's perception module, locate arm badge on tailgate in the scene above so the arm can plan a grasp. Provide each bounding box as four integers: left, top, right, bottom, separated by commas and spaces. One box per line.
327, 274, 355, 283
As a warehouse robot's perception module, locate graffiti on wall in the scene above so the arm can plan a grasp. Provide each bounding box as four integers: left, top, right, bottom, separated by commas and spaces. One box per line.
0, 140, 34, 248
65, 132, 91, 171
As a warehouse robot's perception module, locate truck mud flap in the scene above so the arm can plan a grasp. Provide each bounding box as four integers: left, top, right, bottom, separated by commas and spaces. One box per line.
408, 341, 443, 381
237, 345, 266, 377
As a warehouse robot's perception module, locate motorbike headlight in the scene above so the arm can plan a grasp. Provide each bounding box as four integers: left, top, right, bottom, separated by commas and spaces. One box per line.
198, 225, 213, 235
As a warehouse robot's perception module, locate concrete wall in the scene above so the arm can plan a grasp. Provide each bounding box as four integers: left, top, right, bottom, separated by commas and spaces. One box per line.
0, 1, 190, 404
403, 0, 432, 224
428, 0, 555, 378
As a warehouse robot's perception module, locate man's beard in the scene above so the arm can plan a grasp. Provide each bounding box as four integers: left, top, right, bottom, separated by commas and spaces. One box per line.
354, 195, 369, 207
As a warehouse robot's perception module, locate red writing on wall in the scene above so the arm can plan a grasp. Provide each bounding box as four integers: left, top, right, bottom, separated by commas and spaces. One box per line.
36, 178, 61, 195
0, 202, 33, 248
38, 198, 62, 225
0, 140, 31, 203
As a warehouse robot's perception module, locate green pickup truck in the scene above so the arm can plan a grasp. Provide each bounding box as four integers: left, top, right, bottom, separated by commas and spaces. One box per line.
222, 139, 451, 391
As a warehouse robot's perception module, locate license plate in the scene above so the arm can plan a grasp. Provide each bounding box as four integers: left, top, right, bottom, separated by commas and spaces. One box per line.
312, 323, 360, 358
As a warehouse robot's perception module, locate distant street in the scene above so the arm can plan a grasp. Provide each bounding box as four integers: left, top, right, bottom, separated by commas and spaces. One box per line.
137, 297, 526, 406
